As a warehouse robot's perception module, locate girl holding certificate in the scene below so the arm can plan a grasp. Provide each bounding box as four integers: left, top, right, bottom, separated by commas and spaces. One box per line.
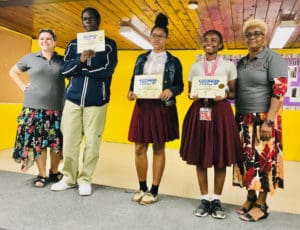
180, 30, 241, 219
127, 13, 184, 205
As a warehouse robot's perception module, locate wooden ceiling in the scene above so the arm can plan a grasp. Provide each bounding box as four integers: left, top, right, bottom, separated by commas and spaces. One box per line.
0, 0, 299, 50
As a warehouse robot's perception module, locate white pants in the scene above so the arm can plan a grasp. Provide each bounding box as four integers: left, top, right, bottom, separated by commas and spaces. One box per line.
61, 100, 108, 184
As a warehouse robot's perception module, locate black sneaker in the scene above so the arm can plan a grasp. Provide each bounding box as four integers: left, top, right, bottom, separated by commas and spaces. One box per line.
193, 199, 211, 217
211, 199, 226, 219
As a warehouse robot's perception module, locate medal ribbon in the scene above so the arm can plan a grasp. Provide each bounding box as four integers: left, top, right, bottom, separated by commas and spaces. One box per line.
203, 56, 219, 76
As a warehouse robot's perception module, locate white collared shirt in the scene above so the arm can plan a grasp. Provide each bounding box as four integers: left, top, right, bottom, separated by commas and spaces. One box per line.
143, 51, 167, 74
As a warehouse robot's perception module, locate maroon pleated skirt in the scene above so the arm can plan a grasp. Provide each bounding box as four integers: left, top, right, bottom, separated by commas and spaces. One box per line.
180, 99, 242, 168
128, 99, 179, 144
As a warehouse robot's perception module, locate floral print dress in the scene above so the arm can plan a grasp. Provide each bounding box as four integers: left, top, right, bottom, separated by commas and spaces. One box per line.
233, 77, 287, 193
13, 108, 63, 171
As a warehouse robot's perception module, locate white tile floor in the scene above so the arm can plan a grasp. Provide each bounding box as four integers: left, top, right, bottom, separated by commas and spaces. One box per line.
1, 141, 299, 214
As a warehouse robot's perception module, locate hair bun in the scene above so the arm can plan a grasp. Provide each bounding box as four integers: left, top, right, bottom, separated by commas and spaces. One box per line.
155, 13, 168, 28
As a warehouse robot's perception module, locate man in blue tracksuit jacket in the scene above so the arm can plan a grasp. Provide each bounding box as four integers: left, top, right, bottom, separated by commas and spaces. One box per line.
51, 7, 118, 196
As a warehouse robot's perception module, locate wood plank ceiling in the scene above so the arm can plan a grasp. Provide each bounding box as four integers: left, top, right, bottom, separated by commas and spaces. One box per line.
0, 0, 299, 50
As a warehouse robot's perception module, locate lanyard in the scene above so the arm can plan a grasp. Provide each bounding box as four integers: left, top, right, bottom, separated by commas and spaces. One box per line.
203, 56, 219, 76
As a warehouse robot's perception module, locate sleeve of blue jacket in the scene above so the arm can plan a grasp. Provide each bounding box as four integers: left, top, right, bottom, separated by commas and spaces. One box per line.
168, 56, 183, 96
61, 40, 83, 77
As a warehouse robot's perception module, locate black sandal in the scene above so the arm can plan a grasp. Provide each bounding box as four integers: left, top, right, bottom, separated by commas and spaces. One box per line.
33, 176, 48, 188
49, 170, 63, 182
239, 203, 269, 222
236, 194, 257, 215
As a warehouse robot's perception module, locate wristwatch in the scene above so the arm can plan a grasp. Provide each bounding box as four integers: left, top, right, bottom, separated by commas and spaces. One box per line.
266, 119, 275, 127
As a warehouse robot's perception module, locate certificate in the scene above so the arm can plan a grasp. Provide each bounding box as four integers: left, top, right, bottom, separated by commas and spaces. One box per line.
77, 30, 105, 53
190, 75, 227, 98
133, 74, 163, 99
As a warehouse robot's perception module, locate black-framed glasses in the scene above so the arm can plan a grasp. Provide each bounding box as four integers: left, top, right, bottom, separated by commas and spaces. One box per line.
244, 31, 264, 39
150, 34, 166, 40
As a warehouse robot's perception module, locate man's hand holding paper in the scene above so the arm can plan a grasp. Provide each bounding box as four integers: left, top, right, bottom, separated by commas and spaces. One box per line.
77, 30, 105, 53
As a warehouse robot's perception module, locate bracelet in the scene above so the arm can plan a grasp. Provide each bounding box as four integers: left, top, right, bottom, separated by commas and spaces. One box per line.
271, 93, 281, 100
265, 119, 275, 127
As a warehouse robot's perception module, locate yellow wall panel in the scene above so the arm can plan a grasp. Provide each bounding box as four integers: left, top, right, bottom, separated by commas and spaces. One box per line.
0, 104, 22, 149
282, 110, 300, 161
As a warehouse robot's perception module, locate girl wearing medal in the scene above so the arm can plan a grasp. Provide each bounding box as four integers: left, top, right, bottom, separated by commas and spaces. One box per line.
180, 30, 242, 219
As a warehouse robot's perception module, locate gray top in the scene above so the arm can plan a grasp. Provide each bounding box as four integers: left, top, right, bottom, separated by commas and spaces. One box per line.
17, 51, 65, 110
235, 47, 288, 114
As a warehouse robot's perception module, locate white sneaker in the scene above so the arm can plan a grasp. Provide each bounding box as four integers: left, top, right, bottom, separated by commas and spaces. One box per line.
78, 183, 92, 196
132, 190, 146, 202
139, 192, 158, 205
51, 179, 76, 191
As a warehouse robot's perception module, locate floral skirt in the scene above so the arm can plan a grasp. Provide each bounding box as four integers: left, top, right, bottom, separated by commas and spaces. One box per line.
13, 107, 63, 171
233, 112, 284, 193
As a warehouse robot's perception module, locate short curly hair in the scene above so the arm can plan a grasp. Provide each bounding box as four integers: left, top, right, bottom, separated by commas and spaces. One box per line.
81, 7, 101, 26
39, 28, 57, 41
243, 19, 267, 35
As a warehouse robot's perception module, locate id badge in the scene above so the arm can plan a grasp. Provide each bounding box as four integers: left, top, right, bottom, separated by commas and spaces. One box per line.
199, 107, 212, 121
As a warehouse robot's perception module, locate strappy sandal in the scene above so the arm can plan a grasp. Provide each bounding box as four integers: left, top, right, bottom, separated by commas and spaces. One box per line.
239, 203, 269, 222
236, 194, 257, 215
49, 170, 63, 182
33, 176, 48, 188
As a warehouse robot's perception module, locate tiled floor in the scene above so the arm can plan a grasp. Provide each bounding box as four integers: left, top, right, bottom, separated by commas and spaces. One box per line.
1, 141, 299, 214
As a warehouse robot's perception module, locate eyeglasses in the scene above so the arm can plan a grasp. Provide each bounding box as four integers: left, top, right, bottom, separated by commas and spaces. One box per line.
244, 31, 264, 39
150, 34, 166, 40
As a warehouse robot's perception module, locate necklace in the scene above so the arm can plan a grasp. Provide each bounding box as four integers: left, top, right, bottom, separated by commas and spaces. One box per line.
203, 56, 219, 76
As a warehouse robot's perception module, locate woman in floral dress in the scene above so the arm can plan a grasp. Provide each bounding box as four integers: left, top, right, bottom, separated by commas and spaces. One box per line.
9, 29, 65, 187
234, 19, 288, 221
